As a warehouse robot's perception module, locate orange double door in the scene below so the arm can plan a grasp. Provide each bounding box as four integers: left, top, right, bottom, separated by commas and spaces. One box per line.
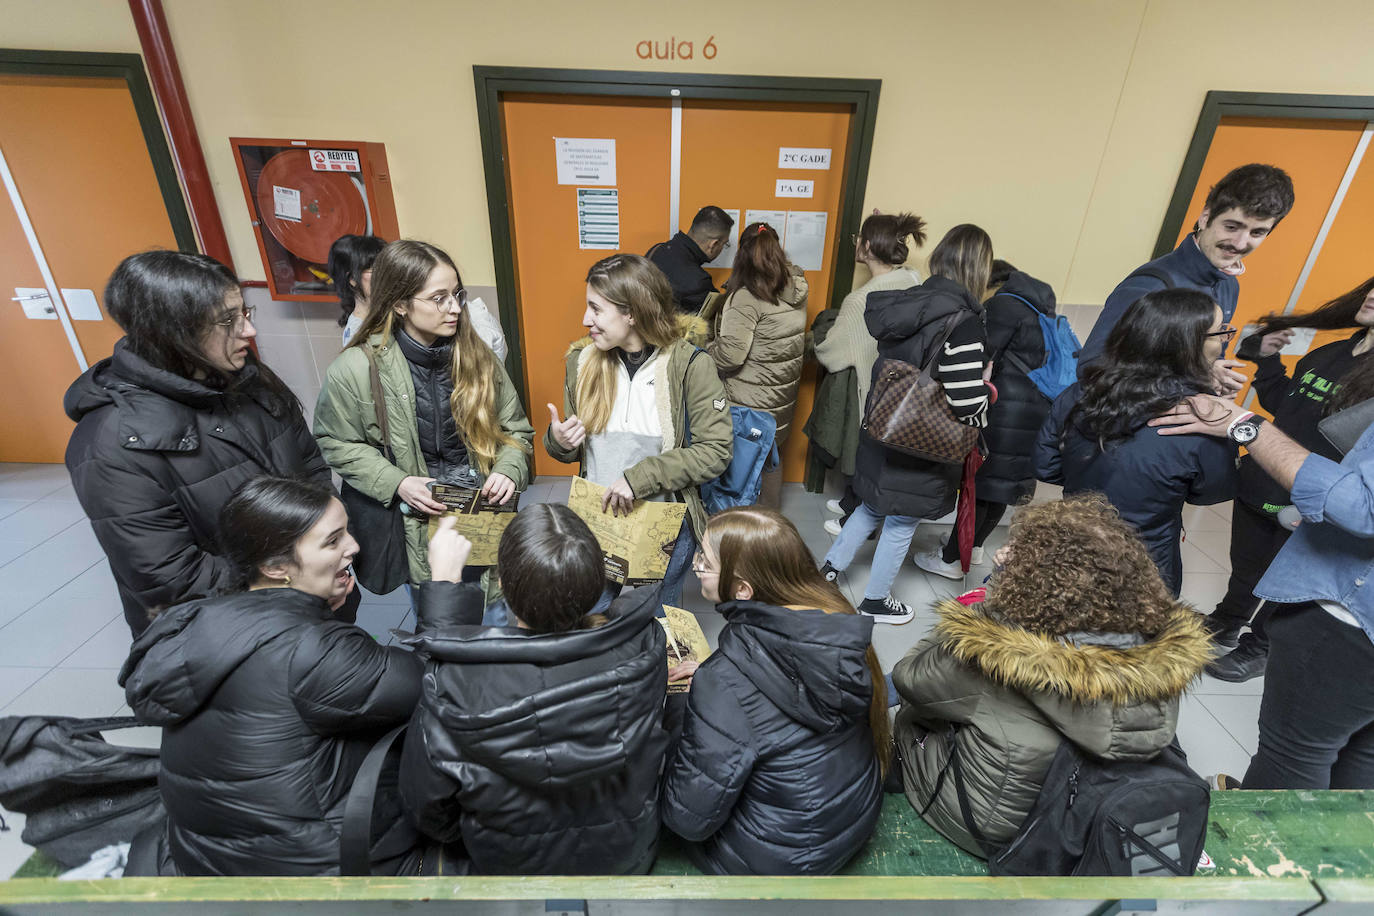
502, 93, 854, 479
1168, 116, 1374, 412
0, 73, 182, 462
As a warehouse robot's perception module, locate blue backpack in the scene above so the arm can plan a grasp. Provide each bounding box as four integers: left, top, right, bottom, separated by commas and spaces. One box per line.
1000, 293, 1081, 401
684, 350, 779, 513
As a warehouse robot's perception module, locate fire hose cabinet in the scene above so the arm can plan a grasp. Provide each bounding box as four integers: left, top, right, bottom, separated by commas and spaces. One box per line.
229, 137, 400, 302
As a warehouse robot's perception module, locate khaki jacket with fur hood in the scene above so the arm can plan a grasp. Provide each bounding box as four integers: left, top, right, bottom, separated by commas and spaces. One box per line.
544, 336, 731, 538
892, 599, 1212, 856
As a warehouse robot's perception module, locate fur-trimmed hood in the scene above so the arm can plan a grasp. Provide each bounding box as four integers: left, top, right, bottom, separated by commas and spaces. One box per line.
933, 599, 1214, 706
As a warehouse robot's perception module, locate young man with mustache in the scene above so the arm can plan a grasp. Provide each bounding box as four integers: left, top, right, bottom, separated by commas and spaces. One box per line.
1080, 163, 1295, 395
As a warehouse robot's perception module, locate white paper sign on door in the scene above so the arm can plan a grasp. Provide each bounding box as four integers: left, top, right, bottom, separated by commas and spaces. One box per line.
744, 209, 789, 236
777, 147, 832, 170
775, 179, 814, 198
556, 138, 617, 186
703, 208, 741, 269
577, 188, 620, 250
784, 210, 829, 271
272, 185, 302, 221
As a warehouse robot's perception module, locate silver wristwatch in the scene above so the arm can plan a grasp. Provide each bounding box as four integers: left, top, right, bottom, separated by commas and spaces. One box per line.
1228, 414, 1266, 444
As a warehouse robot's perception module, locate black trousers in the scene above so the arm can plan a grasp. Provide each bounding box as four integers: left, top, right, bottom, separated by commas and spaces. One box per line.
1210, 500, 1291, 643
1242, 601, 1374, 789
942, 500, 1008, 564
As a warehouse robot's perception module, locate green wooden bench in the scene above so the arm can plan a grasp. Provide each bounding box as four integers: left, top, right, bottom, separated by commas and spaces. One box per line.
3, 790, 1371, 912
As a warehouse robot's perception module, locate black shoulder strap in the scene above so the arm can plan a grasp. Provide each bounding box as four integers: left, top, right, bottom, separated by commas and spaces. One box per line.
339, 723, 407, 876
679, 347, 705, 448
947, 728, 997, 858
1125, 266, 1175, 290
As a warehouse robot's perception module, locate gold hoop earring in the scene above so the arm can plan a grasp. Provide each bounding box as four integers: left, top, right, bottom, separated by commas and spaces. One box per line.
281, 574, 292, 587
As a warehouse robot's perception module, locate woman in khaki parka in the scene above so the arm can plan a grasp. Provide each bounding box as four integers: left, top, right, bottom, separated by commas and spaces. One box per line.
892, 495, 1213, 856
708, 222, 808, 509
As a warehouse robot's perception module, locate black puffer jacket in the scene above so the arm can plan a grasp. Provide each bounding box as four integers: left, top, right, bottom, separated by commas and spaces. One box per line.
977, 271, 1056, 505
394, 328, 469, 483
120, 588, 431, 876
854, 276, 985, 519
661, 600, 882, 875
64, 340, 328, 636
399, 583, 669, 875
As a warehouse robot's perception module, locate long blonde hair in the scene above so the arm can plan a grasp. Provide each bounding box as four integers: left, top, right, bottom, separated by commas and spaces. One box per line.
705, 507, 892, 776
928, 223, 994, 298
351, 239, 526, 473
576, 254, 682, 434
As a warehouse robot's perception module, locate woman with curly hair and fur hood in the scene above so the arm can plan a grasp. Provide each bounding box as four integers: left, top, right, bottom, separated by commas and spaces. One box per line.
891, 495, 1213, 857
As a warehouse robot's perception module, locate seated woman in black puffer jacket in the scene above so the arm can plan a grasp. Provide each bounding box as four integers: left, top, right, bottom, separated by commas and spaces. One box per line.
661, 507, 889, 874
399, 503, 670, 874
121, 476, 456, 876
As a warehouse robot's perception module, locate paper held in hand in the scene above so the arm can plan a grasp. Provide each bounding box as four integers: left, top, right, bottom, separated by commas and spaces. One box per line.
425, 484, 521, 566
566, 476, 687, 586
660, 605, 711, 694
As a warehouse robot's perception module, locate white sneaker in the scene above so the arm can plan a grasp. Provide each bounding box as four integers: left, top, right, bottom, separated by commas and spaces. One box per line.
824, 518, 843, 536
858, 594, 915, 624
913, 548, 965, 580
970, 546, 985, 566
825, 499, 845, 516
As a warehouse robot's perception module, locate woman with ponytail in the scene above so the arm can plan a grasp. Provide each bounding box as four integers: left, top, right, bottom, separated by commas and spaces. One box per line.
708, 222, 810, 508
661, 507, 887, 875
315, 240, 533, 586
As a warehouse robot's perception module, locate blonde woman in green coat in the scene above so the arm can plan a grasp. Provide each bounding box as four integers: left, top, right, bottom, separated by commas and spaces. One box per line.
315, 240, 533, 587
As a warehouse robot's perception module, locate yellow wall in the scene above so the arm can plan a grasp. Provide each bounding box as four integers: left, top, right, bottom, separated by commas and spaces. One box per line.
7, 0, 1374, 305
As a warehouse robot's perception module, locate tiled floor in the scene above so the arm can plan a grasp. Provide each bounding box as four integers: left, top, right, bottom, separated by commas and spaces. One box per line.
0, 462, 1260, 878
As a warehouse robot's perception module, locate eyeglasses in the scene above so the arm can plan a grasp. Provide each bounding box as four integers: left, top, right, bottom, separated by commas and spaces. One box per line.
211, 305, 256, 333
1206, 325, 1238, 344
691, 549, 718, 577
410, 288, 468, 312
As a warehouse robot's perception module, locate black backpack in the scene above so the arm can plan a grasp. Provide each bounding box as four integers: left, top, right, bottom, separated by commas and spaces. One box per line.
931, 726, 1210, 876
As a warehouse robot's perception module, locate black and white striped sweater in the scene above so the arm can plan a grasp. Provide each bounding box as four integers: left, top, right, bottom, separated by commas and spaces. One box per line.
934, 316, 991, 428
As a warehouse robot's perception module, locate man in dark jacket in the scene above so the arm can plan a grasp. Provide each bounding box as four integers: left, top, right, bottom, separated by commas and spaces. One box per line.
1079, 163, 1295, 391
65, 340, 329, 636
647, 205, 734, 313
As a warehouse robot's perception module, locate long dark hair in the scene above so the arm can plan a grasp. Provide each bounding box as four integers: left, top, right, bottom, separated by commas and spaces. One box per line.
217, 476, 335, 593
104, 250, 299, 414
706, 507, 892, 777
497, 503, 606, 633
327, 234, 386, 327
724, 222, 789, 302
1250, 275, 1374, 414
1072, 288, 1218, 445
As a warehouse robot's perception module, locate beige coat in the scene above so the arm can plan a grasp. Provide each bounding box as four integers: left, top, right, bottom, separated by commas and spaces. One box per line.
707, 266, 809, 442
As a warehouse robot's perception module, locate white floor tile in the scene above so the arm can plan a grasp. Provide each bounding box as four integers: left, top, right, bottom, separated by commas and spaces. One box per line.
0, 464, 72, 500
1195, 692, 1264, 755
0, 667, 47, 708
1180, 538, 1227, 575
0, 498, 33, 521
3, 667, 126, 718
0, 500, 88, 553
0, 810, 32, 881
1182, 502, 1233, 533
61, 616, 136, 669
1175, 694, 1252, 780
0, 540, 105, 629
0, 596, 122, 667
1194, 668, 1267, 696
1179, 571, 1231, 613
0, 539, 31, 568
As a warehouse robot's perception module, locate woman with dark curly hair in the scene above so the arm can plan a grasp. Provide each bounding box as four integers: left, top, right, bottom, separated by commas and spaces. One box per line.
1033, 288, 1238, 595
891, 495, 1213, 857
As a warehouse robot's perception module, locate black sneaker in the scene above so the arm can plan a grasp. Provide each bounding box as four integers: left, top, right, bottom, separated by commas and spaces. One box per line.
1202, 615, 1243, 650
820, 562, 839, 583
858, 594, 914, 625
1205, 638, 1268, 682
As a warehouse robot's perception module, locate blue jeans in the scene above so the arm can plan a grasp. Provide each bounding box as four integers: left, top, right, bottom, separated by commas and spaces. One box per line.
602, 518, 696, 618
823, 501, 920, 602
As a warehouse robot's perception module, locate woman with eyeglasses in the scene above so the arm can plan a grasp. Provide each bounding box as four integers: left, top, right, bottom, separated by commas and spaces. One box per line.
65, 250, 331, 638
315, 240, 533, 588
1033, 288, 1239, 595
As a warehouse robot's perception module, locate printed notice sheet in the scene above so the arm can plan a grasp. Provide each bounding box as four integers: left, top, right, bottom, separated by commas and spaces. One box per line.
425, 485, 521, 566
784, 210, 829, 271
660, 605, 712, 694
577, 188, 620, 250
744, 209, 788, 237
555, 138, 616, 185
566, 477, 687, 586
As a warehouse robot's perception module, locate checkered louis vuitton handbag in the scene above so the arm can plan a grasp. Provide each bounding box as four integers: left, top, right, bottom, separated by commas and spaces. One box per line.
862, 313, 978, 465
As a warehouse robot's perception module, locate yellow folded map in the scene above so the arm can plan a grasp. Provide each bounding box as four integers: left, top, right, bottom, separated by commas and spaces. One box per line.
660, 605, 711, 694
425, 484, 521, 566
566, 476, 688, 585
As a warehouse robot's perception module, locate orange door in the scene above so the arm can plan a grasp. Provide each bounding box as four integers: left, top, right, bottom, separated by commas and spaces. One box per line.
501, 94, 673, 476
1169, 116, 1368, 409
0, 73, 182, 462
681, 99, 853, 481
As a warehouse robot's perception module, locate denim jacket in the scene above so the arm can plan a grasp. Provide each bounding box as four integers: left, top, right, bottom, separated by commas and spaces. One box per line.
1256, 423, 1374, 643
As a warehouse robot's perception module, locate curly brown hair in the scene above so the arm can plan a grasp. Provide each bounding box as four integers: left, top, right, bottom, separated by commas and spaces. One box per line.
984, 494, 1178, 637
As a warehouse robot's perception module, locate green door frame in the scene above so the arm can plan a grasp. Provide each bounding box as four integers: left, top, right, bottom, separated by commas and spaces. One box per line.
473, 65, 881, 485
1154, 89, 1374, 258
